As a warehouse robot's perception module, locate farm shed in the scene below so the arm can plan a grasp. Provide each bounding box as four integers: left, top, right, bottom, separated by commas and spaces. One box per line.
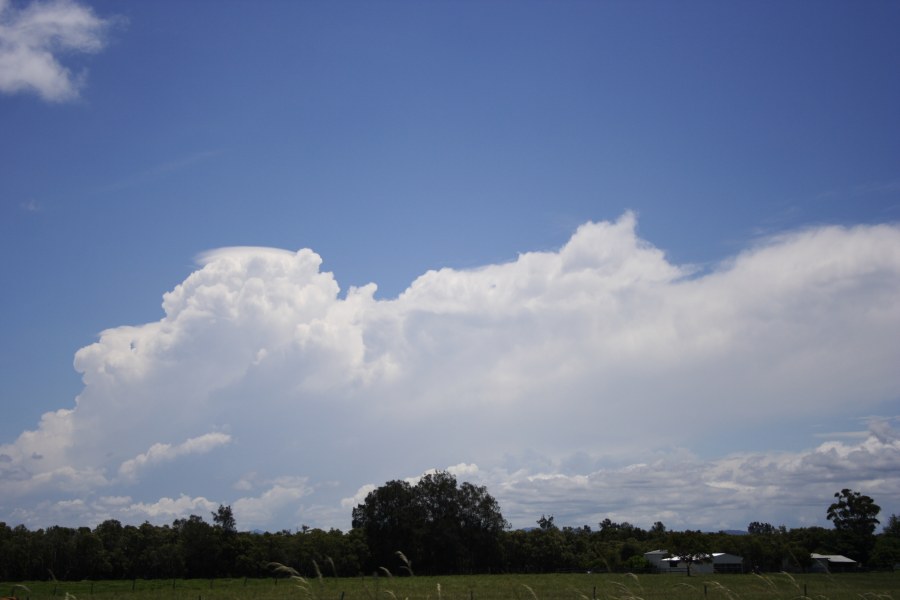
709, 553, 744, 573
644, 550, 744, 574
644, 549, 669, 569
809, 553, 857, 573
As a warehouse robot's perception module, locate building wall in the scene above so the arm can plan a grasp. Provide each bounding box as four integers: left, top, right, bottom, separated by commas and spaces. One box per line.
643, 551, 744, 575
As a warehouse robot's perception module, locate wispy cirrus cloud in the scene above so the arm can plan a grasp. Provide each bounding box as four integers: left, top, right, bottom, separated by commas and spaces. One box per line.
0, 0, 120, 102
92, 149, 225, 194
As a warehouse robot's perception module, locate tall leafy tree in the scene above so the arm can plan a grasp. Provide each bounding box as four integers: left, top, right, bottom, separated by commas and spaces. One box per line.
455, 479, 508, 570
748, 521, 778, 535
882, 513, 900, 537
174, 514, 217, 578
827, 489, 881, 534
869, 513, 900, 570
212, 505, 238, 575
212, 504, 237, 534
668, 530, 711, 576
94, 519, 126, 578
826, 488, 881, 563
744, 522, 787, 572
73, 527, 104, 579
351, 471, 507, 574
352, 479, 417, 572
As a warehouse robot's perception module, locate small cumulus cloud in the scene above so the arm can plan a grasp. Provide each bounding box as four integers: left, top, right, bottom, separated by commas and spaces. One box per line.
232, 477, 313, 530
122, 494, 218, 521
118, 432, 232, 481
0, 0, 121, 102
233, 473, 258, 491
446, 463, 480, 478
1, 214, 899, 530
341, 484, 377, 510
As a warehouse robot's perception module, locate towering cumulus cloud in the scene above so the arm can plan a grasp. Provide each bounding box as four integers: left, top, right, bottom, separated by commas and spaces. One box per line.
1, 214, 899, 530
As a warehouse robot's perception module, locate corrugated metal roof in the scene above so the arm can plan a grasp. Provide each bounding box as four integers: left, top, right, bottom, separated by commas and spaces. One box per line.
811, 553, 857, 563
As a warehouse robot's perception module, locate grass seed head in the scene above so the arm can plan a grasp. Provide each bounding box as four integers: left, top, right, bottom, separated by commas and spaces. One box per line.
395, 550, 415, 576
522, 584, 539, 600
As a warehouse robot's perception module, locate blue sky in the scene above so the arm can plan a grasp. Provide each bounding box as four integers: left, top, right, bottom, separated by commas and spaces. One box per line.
1, 0, 899, 533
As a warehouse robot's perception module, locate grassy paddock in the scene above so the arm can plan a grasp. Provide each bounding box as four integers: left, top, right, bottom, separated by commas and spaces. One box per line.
2, 572, 897, 600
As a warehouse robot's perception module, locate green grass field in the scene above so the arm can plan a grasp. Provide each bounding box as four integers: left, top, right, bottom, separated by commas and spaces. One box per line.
3, 573, 898, 600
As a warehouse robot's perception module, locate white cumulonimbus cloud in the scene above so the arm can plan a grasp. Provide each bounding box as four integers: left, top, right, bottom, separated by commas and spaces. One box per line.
0, 0, 118, 101
0, 213, 899, 531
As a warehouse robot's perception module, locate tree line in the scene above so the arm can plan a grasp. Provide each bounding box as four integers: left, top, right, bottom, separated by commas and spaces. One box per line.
1, 476, 898, 581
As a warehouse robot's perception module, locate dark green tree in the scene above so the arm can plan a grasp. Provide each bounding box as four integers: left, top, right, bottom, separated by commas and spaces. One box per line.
826, 488, 881, 563
870, 513, 900, 570
212, 504, 237, 534
597, 519, 639, 542
351, 471, 507, 574
72, 527, 105, 579
132, 521, 180, 578
598, 518, 617, 538
93, 519, 126, 578
211, 505, 238, 576
668, 530, 711, 576
7, 523, 41, 579
42, 525, 77, 579
174, 514, 217, 578
528, 526, 573, 572
743, 522, 787, 572
748, 521, 778, 535
883, 513, 900, 537
352, 479, 417, 572
455, 479, 508, 570
870, 534, 900, 570
827, 489, 881, 534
